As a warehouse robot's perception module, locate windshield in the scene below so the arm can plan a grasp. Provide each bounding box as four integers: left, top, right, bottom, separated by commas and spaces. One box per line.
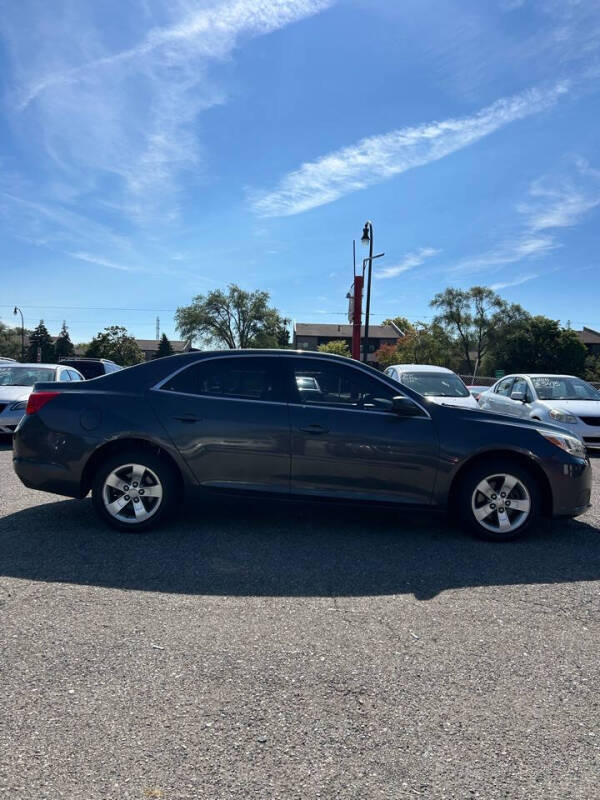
532, 376, 600, 401
400, 372, 469, 397
0, 367, 55, 386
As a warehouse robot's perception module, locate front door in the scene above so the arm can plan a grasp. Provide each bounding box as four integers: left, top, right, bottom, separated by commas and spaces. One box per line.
284, 357, 438, 505
149, 355, 291, 494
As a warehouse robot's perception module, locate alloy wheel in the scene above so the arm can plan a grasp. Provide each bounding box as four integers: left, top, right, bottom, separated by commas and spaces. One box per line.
471, 472, 531, 535
101, 462, 163, 525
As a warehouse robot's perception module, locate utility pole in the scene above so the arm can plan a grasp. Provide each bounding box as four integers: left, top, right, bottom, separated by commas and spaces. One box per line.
156, 316, 160, 341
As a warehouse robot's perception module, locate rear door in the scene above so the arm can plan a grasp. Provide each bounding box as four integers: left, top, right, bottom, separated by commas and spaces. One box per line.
149, 355, 291, 494
284, 356, 438, 504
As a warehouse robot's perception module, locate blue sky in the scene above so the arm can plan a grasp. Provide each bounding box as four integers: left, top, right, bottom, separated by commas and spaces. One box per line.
1, 0, 600, 344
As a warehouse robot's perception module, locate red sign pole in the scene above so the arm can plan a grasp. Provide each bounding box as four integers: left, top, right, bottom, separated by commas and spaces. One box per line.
351, 275, 363, 361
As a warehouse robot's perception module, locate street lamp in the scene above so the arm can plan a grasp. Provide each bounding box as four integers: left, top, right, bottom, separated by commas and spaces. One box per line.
13, 306, 24, 362
360, 221, 374, 363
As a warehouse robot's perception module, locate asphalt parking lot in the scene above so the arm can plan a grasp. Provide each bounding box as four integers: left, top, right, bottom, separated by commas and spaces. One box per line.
1, 441, 599, 800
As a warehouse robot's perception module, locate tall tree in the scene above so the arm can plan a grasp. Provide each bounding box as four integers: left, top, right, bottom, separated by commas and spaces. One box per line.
86, 326, 144, 366
54, 321, 75, 360
156, 333, 174, 358
175, 284, 289, 349
431, 287, 525, 373
27, 320, 54, 362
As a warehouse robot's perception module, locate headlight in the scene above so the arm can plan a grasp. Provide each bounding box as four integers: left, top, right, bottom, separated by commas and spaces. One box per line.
549, 409, 578, 424
539, 430, 587, 459
9, 401, 27, 411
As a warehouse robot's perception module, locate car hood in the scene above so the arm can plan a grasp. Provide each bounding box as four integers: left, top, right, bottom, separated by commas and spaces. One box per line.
436, 402, 580, 438
430, 395, 479, 409
0, 386, 32, 403
537, 399, 600, 415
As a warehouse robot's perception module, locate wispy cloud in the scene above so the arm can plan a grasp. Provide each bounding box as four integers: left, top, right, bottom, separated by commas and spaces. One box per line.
66, 251, 143, 273
250, 82, 568, 216
489, 273, 539, 291
376, 247, 440, 279
453, 160, 600, 275
4, 0, 333, 222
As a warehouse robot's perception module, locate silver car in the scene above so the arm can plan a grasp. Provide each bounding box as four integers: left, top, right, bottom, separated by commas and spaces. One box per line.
0, 363, 84, 434
478, 373, 600, 450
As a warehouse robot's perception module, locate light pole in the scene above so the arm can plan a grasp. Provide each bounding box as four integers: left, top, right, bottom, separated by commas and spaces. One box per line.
360, 221, 374, 363
13, 306, 24, 362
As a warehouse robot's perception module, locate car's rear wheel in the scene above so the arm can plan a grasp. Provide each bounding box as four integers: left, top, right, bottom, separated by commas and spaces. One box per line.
457, 459, 541, 541
92, 449, 176, 532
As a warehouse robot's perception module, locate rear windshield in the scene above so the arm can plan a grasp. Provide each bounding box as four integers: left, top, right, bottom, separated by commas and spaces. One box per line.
61, 361, 105, 379
531, 377, 600, 401
400, 371, 469, 398
0, 366, 55, 386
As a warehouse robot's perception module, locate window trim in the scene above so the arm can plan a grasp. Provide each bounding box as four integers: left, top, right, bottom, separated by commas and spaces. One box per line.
151, 352, 432, 419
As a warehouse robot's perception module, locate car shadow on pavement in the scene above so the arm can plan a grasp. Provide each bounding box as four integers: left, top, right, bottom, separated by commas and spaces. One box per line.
1, 493, 598, 599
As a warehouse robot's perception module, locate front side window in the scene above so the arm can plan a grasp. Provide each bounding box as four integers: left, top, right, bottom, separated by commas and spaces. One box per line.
0, 367, 55, 386
495, 377, 515, 396
511, 378, 531, 401
399, 371, 469, 398
161, 357, 282, 402
59, 370, 72, 381
291, 359, 397, 411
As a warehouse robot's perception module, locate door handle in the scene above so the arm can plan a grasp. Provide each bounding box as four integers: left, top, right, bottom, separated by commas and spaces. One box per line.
173, 414, 200, 423
299, 424, 329, 434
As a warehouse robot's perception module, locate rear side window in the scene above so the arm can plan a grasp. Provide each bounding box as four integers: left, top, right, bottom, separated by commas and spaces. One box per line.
73, 362, 105, 379
161, 357, 282, 402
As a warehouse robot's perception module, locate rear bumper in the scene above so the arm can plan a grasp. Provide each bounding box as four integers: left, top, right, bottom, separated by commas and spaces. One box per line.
13, 455, 85, 498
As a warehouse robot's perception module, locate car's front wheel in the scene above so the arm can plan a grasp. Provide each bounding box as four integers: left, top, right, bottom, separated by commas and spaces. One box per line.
92, 449, 176, 532
457, 458, 541, 541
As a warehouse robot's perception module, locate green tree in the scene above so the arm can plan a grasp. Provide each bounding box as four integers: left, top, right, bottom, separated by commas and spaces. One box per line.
175, 284, 289, 349
584, 354, 600, 382
54, 321, 75, 360
155, 333, 174, 358
381, 316, 415, 335
317, 340, 351, 358
430, 287, 526, 374
375, 322, 461, 371
27, 320, 54, 362
486, 316, 588, 376
0, 322, 24, 360
86, 326, 144, 366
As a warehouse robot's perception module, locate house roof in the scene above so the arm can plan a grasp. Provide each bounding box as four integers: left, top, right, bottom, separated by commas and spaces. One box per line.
575, 327, 600, 345
135, 339, 190, 352
294, 322, 402, 338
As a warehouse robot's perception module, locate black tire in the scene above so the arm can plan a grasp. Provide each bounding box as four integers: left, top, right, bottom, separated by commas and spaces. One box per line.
92, 448, 177, 532
456, 458, 541, 542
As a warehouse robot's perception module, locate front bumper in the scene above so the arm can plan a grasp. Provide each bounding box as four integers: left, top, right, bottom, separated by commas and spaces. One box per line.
549, 456, 593, 517
0, 408, 24, 434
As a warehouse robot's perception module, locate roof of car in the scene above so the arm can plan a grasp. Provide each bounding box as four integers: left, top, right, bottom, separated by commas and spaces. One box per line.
387, 364, 455, 373
0, 362, 62, 369
498, 373, 579, 379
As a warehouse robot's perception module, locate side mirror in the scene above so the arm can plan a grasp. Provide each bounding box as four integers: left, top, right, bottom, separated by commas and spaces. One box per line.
391, 395, 423, 417
511, 390, 526, 403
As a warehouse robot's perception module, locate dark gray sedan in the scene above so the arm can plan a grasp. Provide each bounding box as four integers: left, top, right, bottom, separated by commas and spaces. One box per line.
13, 350, 592, 541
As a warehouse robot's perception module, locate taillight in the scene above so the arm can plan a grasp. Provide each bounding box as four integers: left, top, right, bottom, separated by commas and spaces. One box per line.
26, 391, 60, 415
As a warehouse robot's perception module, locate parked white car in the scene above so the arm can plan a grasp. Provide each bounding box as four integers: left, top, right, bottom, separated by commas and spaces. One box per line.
383, 364, 479, 409
478, 374, 600, 450
0, 363, 84, 434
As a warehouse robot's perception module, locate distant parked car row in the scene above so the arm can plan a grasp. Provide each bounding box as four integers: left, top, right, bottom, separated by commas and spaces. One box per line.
477, 374, 600, 451
0, 358, 122, 434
